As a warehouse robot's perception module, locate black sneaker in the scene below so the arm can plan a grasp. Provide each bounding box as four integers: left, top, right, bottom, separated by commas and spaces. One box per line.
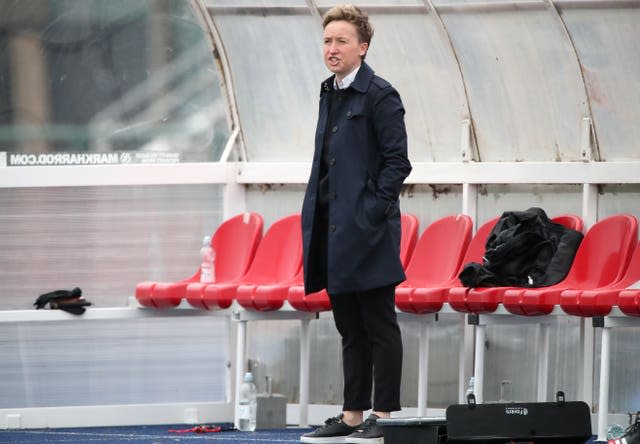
345, 414, 384, 444
300, 413, 358, 443
609, 417, 640, 444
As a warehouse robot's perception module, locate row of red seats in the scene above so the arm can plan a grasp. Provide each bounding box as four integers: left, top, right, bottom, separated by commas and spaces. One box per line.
136, 212, 640, 318
445, 214, 639, 318
136, 212, 417, 312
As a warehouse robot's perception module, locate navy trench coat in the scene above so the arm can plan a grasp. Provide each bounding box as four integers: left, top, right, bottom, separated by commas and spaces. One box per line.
301, 62, 412, 295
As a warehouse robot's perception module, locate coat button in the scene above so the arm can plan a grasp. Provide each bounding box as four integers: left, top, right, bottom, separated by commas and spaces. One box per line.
329, 224, 336, 232
329, 192, 336, 200
332, 125, 338, 133
346, 110, 352, 118
329, 158, 336, 166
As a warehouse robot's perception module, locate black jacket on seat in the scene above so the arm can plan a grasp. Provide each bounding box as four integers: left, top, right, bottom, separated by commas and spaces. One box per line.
459, 208, 584, 288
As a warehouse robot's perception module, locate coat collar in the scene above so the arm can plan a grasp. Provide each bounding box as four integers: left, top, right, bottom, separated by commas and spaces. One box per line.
320, 61, 375, 96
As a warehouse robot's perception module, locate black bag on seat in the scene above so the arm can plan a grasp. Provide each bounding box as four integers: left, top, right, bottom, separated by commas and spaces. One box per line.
459, 207, 583, 288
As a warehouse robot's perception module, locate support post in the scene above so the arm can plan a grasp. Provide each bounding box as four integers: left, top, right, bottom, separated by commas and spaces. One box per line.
537, 324, 550, 402
299, 318, 311, 427
418, 321, 430, 416
597, 327, 611, 442
234, 319, 247, 428
473, 324, 486, 404
580, 183, 598, 406
460, 322, 475, 403
225, 315, 233, 403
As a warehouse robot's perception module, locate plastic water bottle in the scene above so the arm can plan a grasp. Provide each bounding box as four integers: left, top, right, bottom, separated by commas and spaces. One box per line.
237, 372, 257, 431
199, 235, 215, 282
499, 379, 512, 403
466, 377, 475, 399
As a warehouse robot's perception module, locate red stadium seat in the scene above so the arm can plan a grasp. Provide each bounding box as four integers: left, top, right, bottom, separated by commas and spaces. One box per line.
551, 214, 584, 233
234, 214, 303, 311
502, 214, 638, 316
400, 213, 420, 269
618, 288, 640, 317
135, 281, 156, 308
449, 214, 583, 314
136, 212, 263, 309
289, 213, 420, 312
286, 269, 330, 312
395, 214, 477, 314
560, 241, 640, 316
179, 213, 264, 310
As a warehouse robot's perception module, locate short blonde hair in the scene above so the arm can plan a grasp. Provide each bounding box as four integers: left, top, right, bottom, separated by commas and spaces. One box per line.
322, 5, 374, 49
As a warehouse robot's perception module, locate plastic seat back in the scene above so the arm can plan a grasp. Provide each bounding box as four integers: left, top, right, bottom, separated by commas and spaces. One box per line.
618, 245, 640, 314
404, 214, 473, 284
398, 216, 497, 314
561, 241, 640, 316
136, 212, 263, 308
559, 214, 637, 289
241, 214, 302, 285
212, 212, 264, 282
612, 241, 640, 289
400, 213, 420, 268
552, 214, 584, 233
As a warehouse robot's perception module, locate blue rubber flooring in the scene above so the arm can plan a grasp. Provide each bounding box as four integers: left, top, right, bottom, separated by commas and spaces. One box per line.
0, 424, 314, 443
0, 425, 602, 443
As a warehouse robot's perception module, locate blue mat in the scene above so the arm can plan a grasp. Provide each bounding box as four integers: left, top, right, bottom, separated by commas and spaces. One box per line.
0, 424, 314, 443
0, 425, 602, 444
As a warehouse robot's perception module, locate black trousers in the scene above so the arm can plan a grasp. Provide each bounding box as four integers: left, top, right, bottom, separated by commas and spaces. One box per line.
329, 285, 403, 412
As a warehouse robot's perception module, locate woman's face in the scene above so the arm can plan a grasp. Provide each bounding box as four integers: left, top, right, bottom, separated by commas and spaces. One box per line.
323, 20, 368, 81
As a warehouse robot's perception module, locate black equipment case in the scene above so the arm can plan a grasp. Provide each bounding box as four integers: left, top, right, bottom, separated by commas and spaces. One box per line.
445, 392, 592, 443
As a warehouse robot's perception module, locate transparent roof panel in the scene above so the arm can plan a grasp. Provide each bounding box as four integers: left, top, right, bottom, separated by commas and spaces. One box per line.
206, 0, 640, 163
212, 8, 323, 161
560, 5, 640, 161
365, 12, 469, 161
437, 6, 589, 161
212, 3, 469, 162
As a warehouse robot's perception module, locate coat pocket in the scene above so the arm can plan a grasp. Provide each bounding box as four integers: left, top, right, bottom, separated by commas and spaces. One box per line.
345, 105, 369, 121
364, 178, 389, 225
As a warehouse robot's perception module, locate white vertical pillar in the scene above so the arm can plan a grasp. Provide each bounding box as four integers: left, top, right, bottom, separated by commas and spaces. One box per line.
462, 184, 478, 404
581, 183, 598, 231
474, 324, 486, 404
597, 327, 611, 442
462, 183, 478, 222
223, 174, 247, 220
460, 321, 475, 403
581, 183, 598, 406
225, 315, 233, 403
234, 319, 247, 428
537, 324, 550, 402
418, 321, 430, 416
299, 318, 311, 427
